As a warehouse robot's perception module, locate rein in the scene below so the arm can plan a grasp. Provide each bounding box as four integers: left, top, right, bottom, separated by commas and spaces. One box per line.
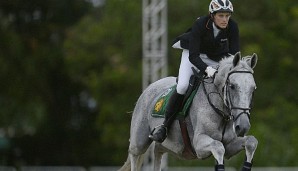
202, 81, 232, 121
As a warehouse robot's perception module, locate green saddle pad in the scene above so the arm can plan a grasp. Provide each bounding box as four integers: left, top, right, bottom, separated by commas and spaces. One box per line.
152, 85, 198, 118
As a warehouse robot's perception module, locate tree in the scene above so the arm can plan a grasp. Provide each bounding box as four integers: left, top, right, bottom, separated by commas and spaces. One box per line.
63, 0, 142, 165
0, 0, 97, 165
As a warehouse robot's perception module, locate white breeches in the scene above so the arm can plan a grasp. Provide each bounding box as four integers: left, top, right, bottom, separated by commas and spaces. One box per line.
176, 49, 219, 94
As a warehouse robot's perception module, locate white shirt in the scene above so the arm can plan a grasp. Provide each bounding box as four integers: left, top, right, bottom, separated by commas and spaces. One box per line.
213, 23, 221, 38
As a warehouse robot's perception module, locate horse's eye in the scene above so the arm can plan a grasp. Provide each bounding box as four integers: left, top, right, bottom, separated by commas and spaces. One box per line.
229, 84, 235, 90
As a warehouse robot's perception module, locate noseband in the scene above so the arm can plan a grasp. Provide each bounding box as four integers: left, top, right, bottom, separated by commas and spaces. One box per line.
223, 70, 254, 122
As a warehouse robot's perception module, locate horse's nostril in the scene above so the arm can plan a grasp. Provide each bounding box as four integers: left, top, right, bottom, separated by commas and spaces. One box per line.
235, 125, 240, 132
235, 125, 245, 137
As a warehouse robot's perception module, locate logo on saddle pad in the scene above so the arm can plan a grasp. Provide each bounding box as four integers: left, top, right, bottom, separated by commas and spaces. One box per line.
152, 85, 198, 118
153, 87, 173, 113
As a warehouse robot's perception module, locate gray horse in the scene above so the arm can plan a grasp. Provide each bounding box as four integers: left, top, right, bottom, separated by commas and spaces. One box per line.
119, 52, 258, 171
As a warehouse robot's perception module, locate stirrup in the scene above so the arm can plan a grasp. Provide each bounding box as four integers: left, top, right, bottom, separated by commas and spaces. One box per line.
148, 124, 168, 141
149, 124, 167, 135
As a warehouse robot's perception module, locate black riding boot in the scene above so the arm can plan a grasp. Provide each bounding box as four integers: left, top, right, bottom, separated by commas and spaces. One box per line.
149, 90, 184, 143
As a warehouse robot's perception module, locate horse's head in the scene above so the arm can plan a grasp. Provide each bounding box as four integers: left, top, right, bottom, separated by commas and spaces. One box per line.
214, 52, 258, 137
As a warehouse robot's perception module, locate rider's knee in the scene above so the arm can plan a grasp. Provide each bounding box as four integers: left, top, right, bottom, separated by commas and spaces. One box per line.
176, 82, 188, 94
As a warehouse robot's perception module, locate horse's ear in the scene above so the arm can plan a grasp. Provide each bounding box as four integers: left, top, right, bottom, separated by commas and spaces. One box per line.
249, 53, 258, 69
233, 52, 241, 67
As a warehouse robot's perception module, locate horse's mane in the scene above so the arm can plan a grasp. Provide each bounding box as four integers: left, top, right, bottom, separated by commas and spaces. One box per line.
219, 55, 254, 71
214, 54, 254, 88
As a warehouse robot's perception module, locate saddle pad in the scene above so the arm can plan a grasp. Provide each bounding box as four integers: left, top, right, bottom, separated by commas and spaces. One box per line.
151, 85, 198, 118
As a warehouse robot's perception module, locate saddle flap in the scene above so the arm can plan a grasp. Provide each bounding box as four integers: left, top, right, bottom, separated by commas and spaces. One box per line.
152, 75, 202, 118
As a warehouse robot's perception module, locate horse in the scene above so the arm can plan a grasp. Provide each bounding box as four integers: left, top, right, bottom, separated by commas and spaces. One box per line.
119, 52, 258, 171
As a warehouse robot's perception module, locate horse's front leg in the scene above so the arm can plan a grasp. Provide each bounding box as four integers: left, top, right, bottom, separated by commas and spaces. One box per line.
225, 135, 258, 171
194, 134, 225, 170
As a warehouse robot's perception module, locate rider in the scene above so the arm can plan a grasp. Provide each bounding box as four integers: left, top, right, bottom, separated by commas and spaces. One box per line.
149, 0, 240, 143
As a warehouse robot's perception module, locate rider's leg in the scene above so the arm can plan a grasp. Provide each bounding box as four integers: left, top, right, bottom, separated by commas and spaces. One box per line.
148, 90, 185, 143
176, 49, 196, 94
149, 50, 194, 143
163, 91, 184, 128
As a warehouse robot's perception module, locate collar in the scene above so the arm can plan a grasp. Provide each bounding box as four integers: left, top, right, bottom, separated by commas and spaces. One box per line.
213, 23, 221, 37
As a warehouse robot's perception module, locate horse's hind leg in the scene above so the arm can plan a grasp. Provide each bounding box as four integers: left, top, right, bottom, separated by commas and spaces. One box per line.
129, 153, 145, 171
153, 144, 165, 171
128, 123, 152, 170
118, 156, 131, 171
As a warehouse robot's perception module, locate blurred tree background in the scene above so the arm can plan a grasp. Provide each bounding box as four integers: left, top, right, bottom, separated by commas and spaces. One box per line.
0, 0, 297, 168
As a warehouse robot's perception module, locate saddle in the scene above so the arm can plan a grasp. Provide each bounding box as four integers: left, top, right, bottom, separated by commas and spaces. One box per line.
152, 68, 204, 118
152, 68, 205, 159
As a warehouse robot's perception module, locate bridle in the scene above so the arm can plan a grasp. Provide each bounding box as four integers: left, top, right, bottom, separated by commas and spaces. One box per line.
200, 69, 254, 141
223, 70, 254, 122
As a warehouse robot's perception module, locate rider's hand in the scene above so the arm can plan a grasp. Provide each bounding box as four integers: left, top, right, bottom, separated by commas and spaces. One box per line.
205, 66, 217, 78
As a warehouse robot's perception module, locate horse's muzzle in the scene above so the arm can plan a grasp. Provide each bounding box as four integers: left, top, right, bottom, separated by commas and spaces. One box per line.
234, 113, 251, 137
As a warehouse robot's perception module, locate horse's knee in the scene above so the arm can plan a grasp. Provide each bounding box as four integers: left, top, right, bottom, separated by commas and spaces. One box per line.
245, 136, 258, 152
244, 136, 258, 162
211, 141, 225, 156
207, 141, 225, 164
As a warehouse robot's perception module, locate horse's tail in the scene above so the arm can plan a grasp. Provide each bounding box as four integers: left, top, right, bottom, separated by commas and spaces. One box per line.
117, 156, 131, 171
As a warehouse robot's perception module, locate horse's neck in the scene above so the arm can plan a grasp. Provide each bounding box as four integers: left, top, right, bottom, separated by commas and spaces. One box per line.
202, 80, 226, 112
189, 80, 226, 132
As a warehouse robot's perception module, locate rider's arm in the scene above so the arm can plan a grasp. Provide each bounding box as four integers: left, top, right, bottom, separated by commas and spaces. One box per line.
188, 19, 208, 72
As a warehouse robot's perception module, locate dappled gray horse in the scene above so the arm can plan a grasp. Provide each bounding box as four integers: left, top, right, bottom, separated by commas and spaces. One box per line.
119, 53, 258, 171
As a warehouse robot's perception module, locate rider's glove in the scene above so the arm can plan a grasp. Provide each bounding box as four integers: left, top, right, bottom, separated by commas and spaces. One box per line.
205, 66, 217, 78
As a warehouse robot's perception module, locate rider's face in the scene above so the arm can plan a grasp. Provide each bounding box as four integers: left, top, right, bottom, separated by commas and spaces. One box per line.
213, 12, 231, 29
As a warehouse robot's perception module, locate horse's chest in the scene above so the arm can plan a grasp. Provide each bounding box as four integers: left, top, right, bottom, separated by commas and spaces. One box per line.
222, 123, 237, 142
200, 120, 235, 141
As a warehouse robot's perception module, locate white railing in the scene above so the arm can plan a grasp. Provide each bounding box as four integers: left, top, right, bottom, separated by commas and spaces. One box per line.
1, 166, 298, 171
